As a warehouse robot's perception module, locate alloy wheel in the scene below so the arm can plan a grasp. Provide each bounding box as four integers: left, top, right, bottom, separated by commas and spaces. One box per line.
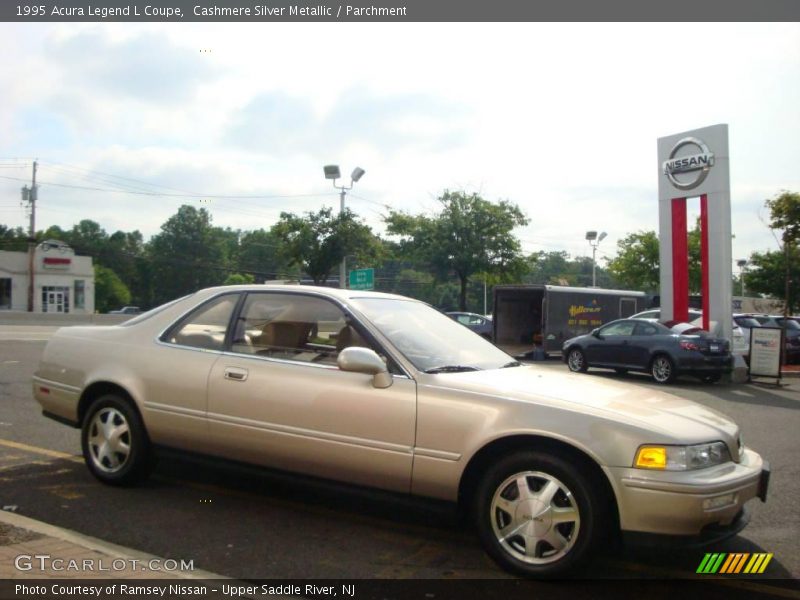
87, 407, 131, 473
489, 471, 581, 565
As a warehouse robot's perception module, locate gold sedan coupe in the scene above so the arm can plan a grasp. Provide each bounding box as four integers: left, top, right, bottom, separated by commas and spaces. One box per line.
33, 285, 769, 578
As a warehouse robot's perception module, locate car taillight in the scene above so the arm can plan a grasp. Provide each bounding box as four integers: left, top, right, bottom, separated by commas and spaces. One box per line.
680, 340, 700, 351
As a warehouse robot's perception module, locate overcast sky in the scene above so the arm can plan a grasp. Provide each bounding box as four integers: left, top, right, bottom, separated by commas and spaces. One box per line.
1, 22, 798, 269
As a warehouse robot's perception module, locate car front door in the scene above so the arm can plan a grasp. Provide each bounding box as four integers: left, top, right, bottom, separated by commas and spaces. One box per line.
586, 320, 636, 366
206, 291, 417, 493
630, 321, 660, 368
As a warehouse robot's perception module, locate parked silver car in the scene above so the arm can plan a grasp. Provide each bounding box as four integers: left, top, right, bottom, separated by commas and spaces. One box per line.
33, 285, 769, 578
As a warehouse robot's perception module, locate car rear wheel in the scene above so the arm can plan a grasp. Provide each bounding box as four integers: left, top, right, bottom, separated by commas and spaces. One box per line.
567, 348, 588, 373
474, 451, 603, 578
81, 394, 152, 486
651, 355, 676, 384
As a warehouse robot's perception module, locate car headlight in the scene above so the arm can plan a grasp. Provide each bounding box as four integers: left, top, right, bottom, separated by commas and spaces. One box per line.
634, 442, 732, 471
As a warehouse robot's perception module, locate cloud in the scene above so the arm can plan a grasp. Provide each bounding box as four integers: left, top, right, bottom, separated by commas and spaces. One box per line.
225, 86, 467, 155
45, 30, 221, 105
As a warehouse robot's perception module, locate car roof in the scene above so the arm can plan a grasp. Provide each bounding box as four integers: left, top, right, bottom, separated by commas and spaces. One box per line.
193, 284, 415, 303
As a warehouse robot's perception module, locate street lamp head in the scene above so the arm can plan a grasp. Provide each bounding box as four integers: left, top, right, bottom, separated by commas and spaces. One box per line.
351, 167, 365, 183
598, 231, 607, 243
323, 165, 341, 180
737, 259, 748, 268
585, 230, 597, 241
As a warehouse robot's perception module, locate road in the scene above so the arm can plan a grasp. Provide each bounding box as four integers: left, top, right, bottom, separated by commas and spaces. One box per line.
1, 328, 798, 595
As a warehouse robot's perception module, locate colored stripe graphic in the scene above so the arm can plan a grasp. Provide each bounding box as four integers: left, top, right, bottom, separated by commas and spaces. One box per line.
697, 553, 773, 574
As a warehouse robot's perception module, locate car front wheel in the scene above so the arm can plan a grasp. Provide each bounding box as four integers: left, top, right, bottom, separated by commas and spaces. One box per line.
81, 393, 152, 486
474, 451, 603, 578
567, 348, 588, 373
651, 355, 676, 384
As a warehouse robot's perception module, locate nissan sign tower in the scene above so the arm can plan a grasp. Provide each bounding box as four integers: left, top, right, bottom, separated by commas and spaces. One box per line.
657, 124, 733, 349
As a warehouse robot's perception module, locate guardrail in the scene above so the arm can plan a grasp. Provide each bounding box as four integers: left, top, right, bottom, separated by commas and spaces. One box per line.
0, 312, 132, 326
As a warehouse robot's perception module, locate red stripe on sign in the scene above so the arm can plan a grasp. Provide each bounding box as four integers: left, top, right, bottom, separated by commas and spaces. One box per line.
671, 198, 689, 322
43, 257, 71, 265
700, 195, 710, 331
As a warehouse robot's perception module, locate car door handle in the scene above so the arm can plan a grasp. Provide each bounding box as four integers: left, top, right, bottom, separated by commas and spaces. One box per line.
224, 367, 248, 382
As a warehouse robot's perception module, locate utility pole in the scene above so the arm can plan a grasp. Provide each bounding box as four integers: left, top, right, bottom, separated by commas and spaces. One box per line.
26, 161, 38, 312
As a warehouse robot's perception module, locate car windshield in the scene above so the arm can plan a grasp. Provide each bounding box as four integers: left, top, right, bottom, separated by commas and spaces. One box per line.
776, 318, 800, 330
735, 317, 762, 328
350, 298, 513, 372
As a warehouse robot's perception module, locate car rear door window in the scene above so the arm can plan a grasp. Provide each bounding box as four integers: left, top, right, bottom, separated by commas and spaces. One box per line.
634, 322, 659, 336
231, 293, 374, 364
600, 321, 636, 336
163, 293, 240, 351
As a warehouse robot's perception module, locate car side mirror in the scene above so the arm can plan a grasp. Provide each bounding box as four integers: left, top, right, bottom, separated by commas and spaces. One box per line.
338, 347, 393, 389
592, 329, 602, 339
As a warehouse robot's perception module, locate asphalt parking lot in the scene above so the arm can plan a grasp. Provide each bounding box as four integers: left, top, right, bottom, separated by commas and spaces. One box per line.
0, 329, 798, 594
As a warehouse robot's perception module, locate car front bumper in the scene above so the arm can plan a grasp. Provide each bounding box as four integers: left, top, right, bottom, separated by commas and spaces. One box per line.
607, 448, 767, 537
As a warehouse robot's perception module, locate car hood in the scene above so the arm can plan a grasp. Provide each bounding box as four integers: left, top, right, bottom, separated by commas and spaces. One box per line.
424, 365, 739, 444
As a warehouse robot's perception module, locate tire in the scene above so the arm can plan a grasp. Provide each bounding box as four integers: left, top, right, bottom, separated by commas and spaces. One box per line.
650, 355, 676, 384
81, 393, 152, 486
474, 451, 605, 578
566, 348, 588, 373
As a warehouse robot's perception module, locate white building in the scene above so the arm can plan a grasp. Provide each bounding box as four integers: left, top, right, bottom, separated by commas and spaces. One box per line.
0, 240, 94, 313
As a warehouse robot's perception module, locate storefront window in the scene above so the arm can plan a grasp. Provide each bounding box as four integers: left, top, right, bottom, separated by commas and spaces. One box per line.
41, 286, 70, 313
74, 280, 85, 310
0, 278, 10, 310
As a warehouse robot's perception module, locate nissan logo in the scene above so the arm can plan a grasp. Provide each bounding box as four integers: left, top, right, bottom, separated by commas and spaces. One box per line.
662, 136, 715, 191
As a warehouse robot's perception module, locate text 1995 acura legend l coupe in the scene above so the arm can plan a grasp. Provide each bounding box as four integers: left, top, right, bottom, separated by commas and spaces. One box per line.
33, 285, 769, 577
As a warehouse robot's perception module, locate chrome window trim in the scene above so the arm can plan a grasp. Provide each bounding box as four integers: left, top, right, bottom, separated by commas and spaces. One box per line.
216, 350, 411, 380
152, 288, 416, 380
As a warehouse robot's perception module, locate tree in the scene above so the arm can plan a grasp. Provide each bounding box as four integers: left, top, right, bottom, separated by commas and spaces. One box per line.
94, 265, 131, 312
147, 206, 229, 304
745, 250, 799, 312
271, 207, 383, 285
605, 232, 660, 292
385, 190, 528, 311
223, 273, 255, 285
764, 191, 800, 314
605, 222, 703, 293
524, 251, 615, 288
0, 225, 29, 252
236, 229, 296, 282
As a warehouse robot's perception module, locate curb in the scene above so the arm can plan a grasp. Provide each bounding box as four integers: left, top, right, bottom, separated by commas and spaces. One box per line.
0, 509, 227, 580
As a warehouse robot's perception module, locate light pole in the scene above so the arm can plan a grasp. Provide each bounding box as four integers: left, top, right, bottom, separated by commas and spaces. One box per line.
586, 230, 607, 287
324, 165, 365, 288
737, 259, 748, 296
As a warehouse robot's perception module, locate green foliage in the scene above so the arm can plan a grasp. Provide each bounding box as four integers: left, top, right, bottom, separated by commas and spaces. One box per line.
766, 191, 800, 244
223, 273, 255, 285
385, 190, 528, 310
272, 207, 383, 285
237, 229, 297, 281
147, 206, 230, 304
0, 225, 29, 252
524, 251, 615, 288
748, 191, 800, 313
604, 222, 702, 293
94, 265, 131, 312
605, 232, 660, 292
745, 249, 798, 312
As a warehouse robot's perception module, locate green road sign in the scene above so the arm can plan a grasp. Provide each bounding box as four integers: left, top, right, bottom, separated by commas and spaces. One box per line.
349, 268, 374, 290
